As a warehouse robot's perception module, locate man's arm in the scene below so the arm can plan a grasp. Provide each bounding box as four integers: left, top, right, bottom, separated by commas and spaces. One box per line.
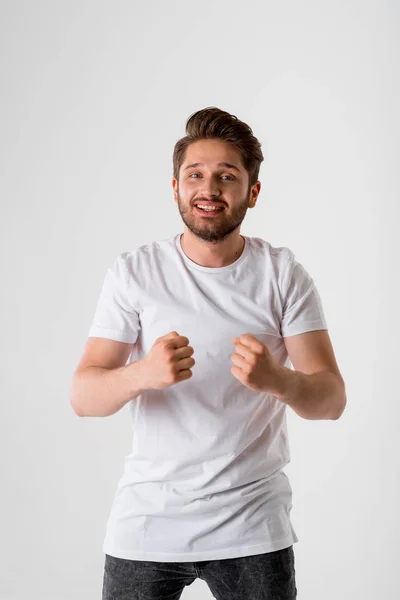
70, 337, 144, 417
273, 330, 347, 420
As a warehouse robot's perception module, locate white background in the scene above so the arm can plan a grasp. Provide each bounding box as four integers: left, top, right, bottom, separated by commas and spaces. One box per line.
1, 1, 398, 598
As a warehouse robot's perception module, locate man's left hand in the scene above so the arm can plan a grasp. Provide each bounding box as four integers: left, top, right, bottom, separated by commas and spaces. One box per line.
231, 334, 285, 394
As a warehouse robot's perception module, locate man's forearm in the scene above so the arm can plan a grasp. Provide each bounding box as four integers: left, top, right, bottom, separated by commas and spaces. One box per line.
70, 361, 144, 418
272, 366, 347, 420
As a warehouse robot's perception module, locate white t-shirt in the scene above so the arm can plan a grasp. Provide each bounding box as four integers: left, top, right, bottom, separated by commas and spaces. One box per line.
88, 232, 328, 562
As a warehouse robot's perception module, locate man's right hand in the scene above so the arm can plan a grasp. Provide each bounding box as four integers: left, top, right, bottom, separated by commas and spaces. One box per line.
138, 331, 195, 391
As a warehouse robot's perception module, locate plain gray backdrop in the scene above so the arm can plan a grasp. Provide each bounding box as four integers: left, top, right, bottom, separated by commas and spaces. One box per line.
1, 1, 398, 598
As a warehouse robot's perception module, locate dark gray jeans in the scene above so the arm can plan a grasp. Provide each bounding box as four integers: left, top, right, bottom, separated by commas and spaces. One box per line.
102, 545, 297, 599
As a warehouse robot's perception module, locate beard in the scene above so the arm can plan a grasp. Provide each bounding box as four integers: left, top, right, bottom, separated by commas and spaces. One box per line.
176, 186, 251, 244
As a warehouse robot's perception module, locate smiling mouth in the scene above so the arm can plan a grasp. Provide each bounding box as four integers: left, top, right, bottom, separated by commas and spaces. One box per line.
195, 206, 224, 219
194, 205, 225, 215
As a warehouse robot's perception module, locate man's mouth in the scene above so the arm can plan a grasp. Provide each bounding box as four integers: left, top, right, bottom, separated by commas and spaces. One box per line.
194, 202, 225, 214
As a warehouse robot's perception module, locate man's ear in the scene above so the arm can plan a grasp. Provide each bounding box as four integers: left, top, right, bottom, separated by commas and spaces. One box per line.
172, 178, 178, 202
249, 181, 261, 208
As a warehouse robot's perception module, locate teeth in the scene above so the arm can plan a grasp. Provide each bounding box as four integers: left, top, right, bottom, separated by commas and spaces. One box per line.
196, 205, 222, 211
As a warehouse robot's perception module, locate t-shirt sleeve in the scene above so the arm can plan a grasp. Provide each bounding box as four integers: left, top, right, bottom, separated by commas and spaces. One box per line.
87, 253, 140, 343
280, 252, 328, 337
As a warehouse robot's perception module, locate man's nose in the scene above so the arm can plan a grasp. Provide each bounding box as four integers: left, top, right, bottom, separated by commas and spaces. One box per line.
200, 178, 221, 197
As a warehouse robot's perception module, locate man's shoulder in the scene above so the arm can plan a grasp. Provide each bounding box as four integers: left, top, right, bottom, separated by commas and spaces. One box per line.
117, 235, 177, 271
248, 236, 294, 268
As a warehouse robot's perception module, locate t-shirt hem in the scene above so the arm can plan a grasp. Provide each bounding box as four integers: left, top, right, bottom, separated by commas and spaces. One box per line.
102, 532, 299, 562
281, 320, 328, 337
87, 327, 136, 343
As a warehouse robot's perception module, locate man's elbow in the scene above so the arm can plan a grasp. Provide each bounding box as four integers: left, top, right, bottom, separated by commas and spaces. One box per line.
333, 388, 347, 420
70, 397, 85, 417
69, 378, 85, 417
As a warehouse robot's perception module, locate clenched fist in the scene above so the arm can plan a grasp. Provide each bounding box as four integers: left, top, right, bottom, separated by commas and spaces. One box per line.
138, 331, 195, 390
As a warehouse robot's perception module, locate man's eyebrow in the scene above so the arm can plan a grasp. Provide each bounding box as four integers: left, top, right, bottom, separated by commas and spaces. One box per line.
183, 162, 241, 172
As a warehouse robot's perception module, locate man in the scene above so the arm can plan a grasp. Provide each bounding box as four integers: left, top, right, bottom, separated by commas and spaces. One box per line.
70, 107, 346, 599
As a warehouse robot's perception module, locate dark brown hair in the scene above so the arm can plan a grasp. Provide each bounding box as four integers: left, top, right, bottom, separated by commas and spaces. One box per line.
173, 107, 264, 188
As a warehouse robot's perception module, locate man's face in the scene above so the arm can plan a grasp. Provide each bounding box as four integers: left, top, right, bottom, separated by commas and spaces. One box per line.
172, 139, 259, 243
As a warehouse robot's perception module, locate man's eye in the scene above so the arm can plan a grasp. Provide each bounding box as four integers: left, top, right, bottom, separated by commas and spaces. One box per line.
189, 174, 234, 180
